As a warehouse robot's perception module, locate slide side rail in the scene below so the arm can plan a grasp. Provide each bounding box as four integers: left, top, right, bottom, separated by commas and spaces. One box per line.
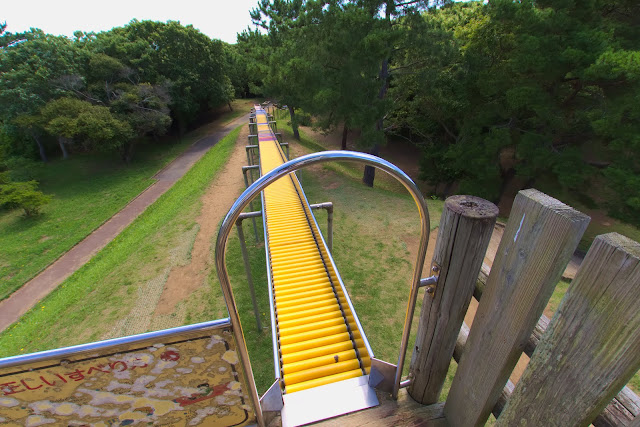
214, 150, 431, 403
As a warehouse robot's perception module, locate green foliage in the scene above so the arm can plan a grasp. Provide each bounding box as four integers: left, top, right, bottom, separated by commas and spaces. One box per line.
244, 1, 408, 150
0, 30, 81, 121
41, 97, 91, 139
76, 105, 134, 150
222, 43, 259, 98
0, 176, 51, 216
0, 20, 246, 164
0, 155, 42, 181
90, 20, 232, 129
389, 0, 640, 220
604, 166, 640, 226
244, 0, 640, 223
0, 29, 83, 160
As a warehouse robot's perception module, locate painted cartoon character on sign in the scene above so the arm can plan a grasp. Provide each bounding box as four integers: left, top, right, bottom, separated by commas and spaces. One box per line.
174, 382, 231, 407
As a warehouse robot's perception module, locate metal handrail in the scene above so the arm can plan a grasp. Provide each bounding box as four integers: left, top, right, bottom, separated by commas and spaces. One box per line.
0, 318, 232, 370
214, 151, 430, 423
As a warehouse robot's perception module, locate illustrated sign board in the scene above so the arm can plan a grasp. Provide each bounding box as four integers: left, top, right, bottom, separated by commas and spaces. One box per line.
0, 319, 256, 426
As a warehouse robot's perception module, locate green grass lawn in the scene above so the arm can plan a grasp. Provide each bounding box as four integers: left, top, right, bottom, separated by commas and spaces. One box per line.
0, 126, 241, 357
0, 100, 253, 301
0, 145, 185, 301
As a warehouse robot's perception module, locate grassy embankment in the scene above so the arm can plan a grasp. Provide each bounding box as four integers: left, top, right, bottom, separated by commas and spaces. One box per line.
0, 99, 255, 301
0, 126, 242, 357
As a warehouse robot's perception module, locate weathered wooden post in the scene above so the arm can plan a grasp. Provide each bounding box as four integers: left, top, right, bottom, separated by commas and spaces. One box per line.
496, 233, 640, 426
408, 195, 498, 404
444, 189, 590, 426
474, 266, 640, 425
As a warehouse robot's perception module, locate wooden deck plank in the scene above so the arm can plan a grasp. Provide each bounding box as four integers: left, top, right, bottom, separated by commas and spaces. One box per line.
268, 389, 447, 427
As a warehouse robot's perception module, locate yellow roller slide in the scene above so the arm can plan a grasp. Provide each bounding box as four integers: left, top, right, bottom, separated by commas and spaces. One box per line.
254, 107, 371, 394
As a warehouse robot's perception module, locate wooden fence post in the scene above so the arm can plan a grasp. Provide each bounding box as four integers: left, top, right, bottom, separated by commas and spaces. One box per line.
444, 189, 590, 426
475, 266, 640, 425
496, 233, 640, 426
408, 195, 498, 404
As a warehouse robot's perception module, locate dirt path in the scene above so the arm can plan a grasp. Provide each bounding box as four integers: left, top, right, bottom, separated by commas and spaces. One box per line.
153, 125, 250, 316
0, 113, 250, 333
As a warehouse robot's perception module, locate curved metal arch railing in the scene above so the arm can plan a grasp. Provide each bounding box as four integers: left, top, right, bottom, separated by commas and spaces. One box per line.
214, 150, 431, 424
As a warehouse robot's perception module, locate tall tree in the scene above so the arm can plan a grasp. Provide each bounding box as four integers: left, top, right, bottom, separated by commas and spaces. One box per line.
248, 0, 436, 185
248, 0, 308, 140
358, 0, 439, 186
390, 0, 640, 223
0, 29, 83, 160
223, 42, 258, 99
91, 20, 232, 133
40, 97, 92, 158
82, 51, 172, 162
299, 2, 388, 151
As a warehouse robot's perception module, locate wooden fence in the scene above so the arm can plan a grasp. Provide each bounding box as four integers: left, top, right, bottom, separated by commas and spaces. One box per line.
407, 189, 640, 426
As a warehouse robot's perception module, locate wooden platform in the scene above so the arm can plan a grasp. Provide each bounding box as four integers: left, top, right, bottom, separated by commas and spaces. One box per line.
269, 388, 448, 426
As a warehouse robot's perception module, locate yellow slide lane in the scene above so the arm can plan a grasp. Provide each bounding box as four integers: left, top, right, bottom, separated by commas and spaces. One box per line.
255, 107, 371, 394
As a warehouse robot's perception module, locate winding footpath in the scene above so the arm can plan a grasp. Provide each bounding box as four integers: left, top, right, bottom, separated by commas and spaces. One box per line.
0, 112, 250, 333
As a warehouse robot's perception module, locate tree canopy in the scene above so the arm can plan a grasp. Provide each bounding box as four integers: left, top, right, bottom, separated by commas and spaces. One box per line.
241, 0, 640, 226
0, 20, 238, 165
0, 19, 246, 217
2, 2, 639, 227
391, 0, 640, 225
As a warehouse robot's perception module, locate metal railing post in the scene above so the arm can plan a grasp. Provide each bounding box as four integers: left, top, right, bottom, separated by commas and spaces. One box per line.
310, 202, 334, 253
236, 218, 262, 331
279, 142, 289, 160
327, 208, 333, 252
242, 166, 260, 242
246, 145, 258, 166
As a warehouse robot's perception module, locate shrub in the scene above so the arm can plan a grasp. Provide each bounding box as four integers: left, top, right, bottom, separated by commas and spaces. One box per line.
0, 176, 52, 216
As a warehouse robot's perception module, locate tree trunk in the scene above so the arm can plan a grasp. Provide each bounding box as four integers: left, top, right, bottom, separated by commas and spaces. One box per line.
58, 137, 69, 160
341, 123, 349, 150
362, 143, 380, 187
288, 105, 300, 140
33, 135, 47, 162
363, 46, 391, 186
121, 141, 135, 164
177, 113, 188, 136
228, 102, 233, 111
442, 181, 455, 199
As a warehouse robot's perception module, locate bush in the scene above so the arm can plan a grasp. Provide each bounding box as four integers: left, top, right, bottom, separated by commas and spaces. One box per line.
0, 177, 52, 216
1, 156, 43, 181
298, 112, 313, 127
